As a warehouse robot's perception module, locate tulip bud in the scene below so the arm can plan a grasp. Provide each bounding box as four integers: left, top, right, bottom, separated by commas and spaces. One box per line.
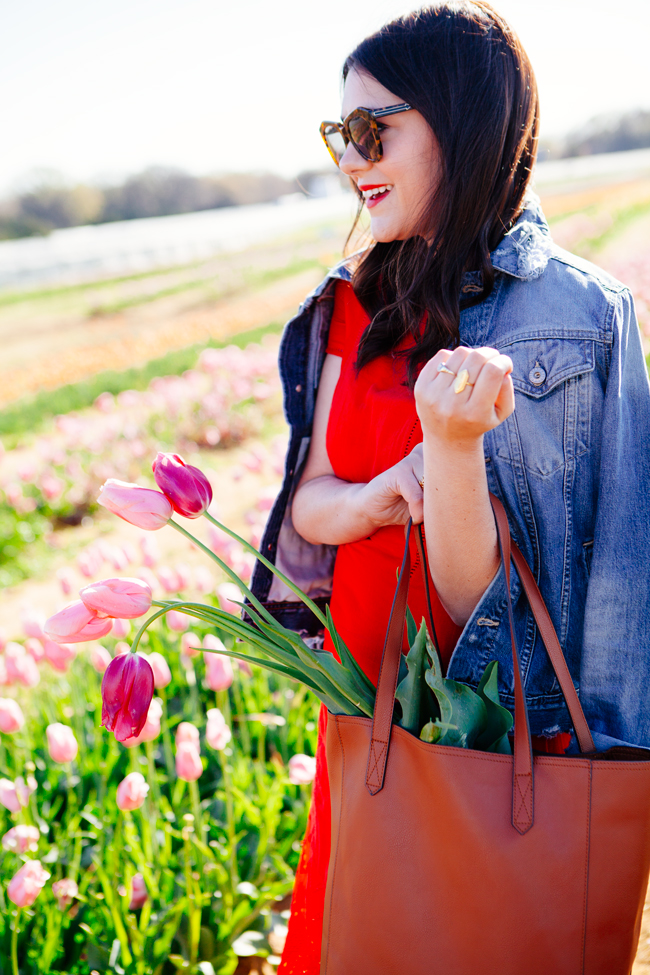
52, 878, 78, 909
25, 637, 45, 662
128, 873, 148, 910
288, 754, 317, 785
180, 632, 201, 658
111, 618, 131, 639
0, 698, 25, 733
46, 723, 79, 763
116, 771, 150, 810
5, 643, 40, 688
43, 639, 76, 672
98, 479, 172, 531
152, 452, 213, 519
90, 645, 112, 674
122, 699, 163, 747
79, 577, 152, 620
45, 601, 113, 644
2, 824, 40, 854
166, 610, 190, 633
176, 721, 200, 746
217, 583, 244, 616
205, 708, 232, 751
203, 647, 233, 692
147, 652, 172, 688
175, 741, 203, 781
101, 653, 155, 742
8, 860, 50, 908
21, 611, 46, 642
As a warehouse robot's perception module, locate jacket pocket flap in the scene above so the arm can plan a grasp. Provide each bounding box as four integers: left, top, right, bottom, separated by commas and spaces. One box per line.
505, 338, 595, 398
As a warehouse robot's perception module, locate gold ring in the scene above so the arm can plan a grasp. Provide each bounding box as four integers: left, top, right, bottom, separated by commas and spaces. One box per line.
417, 476, 424, 489
437, 363, 456, 376
453, 369, 474, 394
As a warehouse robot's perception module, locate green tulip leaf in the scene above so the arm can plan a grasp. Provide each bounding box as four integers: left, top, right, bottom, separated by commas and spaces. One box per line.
395, 620, 432, 734
424, 644, 487, 749
473, 660, 513, 754
406, 605, 418, 649
419, 719, 458, 744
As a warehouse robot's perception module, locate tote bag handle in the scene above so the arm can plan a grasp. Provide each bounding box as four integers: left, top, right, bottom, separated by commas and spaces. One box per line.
365, 494, 595, 834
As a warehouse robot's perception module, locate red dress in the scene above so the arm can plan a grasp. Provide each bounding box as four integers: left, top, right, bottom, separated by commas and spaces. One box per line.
279, 282, 461, 974
278, 282, 570, 973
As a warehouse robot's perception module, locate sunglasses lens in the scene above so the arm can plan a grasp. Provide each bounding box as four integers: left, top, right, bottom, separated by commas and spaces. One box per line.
321, 125, 347, 164
348, 115, 380, 161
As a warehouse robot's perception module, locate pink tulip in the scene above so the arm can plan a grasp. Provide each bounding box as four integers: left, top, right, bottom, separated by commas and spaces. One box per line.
128, 873, 148, 910
288, 754, 317, 785
46, 723, 78, 763
2, 824, 40, 854
43, 639, 76, 672
116, 771, 150, 810
205, 708, 232, 751
0, 629, 6, 652
114, 641, 130, 656
101, 652, 154, 742
97, 479, 172, 531
5, 643, 40, 688
25, 637, 45, 662
7, 860, 50, 907
152, 452, 213, 519
237, 659, 253, 678
41, 474, 65, 501
135, 566, 159, 592
139, 535, 159, 568
80, 577, 152, 620
110, 618, 131, 639
0, 777, 34, 813
52, 878, 78, 909
0, 698, 25, 733
45, 601, 113, 644
22, 611, 46, 641
0, 658, 7, 685
122, 699, 163, 747
90, 645, 112, 674
176, 722, 200, 747
175, 563, 192, 590
167, 610, 190, 632
194, 566, 214, 593
203, 646, 233, 692
175, 741, 203, 781
145, 651, 171, 689
56, 568, 75, 596
181, 632, 201, 658
157, 566, 182, 593
217, 583, 244, 615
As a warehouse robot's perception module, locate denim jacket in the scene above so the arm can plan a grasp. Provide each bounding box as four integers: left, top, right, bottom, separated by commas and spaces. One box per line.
250, 198, 650, 750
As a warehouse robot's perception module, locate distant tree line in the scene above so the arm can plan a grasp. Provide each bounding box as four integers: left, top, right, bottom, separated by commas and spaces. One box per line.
540, 109, 650, 160
0, 167, 307, 240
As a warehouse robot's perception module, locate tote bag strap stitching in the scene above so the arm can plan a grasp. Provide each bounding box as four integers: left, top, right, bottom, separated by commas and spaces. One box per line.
580, 763, 593, 974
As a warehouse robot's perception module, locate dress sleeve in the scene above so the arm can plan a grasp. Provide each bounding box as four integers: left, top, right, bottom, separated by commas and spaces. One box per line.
325, 280, 351, 356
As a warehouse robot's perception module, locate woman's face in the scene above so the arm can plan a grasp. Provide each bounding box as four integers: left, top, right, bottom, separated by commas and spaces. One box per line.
339, 68, 441, 243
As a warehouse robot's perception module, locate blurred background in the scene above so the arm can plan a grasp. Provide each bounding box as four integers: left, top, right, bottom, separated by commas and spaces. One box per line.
2, 3, 650, 972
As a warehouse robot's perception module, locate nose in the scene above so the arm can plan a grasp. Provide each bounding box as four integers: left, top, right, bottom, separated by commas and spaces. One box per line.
339, 141, 373, 178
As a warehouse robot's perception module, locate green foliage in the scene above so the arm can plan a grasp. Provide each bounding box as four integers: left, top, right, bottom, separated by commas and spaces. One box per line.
0, 617, 320, 974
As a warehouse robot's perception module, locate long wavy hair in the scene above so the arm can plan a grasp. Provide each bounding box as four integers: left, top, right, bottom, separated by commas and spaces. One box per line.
345, 2, 539, 385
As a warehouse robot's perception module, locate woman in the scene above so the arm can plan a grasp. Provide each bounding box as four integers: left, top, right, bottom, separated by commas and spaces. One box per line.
250, 2, 650, 969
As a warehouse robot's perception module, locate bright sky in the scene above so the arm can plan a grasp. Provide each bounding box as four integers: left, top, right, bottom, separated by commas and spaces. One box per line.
1, 0, 649, 195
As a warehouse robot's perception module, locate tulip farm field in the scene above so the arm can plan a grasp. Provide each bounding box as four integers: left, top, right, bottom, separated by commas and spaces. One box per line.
0, 181, 650, 975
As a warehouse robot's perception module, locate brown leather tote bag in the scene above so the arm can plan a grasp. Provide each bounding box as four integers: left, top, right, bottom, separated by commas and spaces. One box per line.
321, 496, 650, 975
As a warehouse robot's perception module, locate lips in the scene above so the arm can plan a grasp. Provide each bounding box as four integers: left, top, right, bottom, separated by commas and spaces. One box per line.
359, 184, 393, 209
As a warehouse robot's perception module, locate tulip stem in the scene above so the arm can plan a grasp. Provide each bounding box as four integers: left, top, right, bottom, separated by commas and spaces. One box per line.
11, 909, 20, 975
203, 511, 329, 628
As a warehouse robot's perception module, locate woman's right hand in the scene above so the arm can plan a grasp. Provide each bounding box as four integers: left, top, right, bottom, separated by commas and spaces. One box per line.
356, 443, 425, 529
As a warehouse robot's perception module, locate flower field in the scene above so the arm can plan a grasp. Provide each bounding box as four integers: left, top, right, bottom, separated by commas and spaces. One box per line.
1, 183, 650, 975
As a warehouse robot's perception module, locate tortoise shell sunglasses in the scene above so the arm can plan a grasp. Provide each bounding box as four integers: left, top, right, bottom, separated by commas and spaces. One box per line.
320, 103, 412, 166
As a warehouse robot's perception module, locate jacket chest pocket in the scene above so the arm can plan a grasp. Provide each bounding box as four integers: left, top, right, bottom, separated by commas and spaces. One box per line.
492, 337, 594, 478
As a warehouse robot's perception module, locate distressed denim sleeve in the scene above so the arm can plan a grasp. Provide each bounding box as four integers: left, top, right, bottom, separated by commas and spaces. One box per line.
578, 290, 650, 746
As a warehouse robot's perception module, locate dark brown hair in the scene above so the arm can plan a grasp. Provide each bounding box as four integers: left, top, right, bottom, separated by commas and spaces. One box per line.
345, 1, 539, 384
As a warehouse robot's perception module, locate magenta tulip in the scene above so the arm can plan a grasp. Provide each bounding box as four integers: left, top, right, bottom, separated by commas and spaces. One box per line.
44, 601, 113, 644
7, 860, 50, 907
43, 639, 76, 673
79, 577, 152, 619
46, 723, 78, 763
52, 878, 78, 909
203, 647, 234, 692
205, 708, 232, 751
175, 741, 203, 781
101, 653, 155, 742
146, 652, 171, 689
90, 645, 112, 674
288, 754, 317, 785
116, 771, 150, 810
97, 478, 172, 530
176, 721, 200, 746
2, 825, 40, 854
152, 452, 213, 518
128, 873, 148, 910
0, 698, 25, 733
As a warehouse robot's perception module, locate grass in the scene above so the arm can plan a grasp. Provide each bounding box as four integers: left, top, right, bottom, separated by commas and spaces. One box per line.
0, 318, 284, 443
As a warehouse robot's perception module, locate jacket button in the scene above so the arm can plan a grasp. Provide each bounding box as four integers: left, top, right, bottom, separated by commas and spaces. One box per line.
529, 363, 546, 386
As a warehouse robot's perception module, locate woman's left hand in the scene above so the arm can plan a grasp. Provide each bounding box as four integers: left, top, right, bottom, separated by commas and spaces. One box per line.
414, 346, 515, 448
